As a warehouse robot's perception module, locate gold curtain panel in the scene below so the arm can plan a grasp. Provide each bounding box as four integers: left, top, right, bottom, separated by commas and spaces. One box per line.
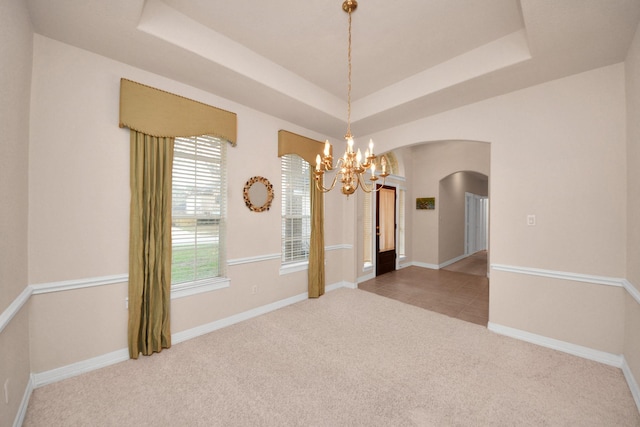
277, 130, 330, 165
119, 78, 237, 145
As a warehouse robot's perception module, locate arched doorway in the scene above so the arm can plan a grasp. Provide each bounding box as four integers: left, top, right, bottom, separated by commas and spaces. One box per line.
438, 170, 489, 268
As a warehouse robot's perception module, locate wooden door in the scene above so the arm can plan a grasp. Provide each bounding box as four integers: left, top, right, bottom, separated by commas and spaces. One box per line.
376, 185, 396, 276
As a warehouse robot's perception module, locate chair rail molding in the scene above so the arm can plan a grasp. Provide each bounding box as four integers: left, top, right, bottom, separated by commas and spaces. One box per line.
0, 286, 32, 334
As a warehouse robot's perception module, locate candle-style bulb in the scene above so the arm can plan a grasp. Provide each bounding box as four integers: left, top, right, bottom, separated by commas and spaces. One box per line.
369, 139, 374, 155
324, 140, 331, 157
370, 162, 376, 177
315, 154, 321, 171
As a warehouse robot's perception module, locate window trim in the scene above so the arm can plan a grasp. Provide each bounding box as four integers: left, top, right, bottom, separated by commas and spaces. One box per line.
171, 277, 230, 299
279, 260, 309, 276
281, 154, 311, 265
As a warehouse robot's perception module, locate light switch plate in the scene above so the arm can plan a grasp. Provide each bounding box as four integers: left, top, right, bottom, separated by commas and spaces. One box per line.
527, 214, 536, 226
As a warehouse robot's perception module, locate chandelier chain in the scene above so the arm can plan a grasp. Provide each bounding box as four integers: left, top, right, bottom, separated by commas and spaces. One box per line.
346, 9, 352, 139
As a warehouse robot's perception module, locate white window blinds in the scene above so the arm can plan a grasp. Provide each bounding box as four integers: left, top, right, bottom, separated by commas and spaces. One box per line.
171, 135, 226, 285
281, 154, 310, 263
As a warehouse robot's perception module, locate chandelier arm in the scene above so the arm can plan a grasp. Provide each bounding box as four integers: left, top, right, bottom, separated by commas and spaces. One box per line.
315, 172, 340, 193
360, 183, 374, 194
355, 173, 388, 194
375, 175, 387, 191
357, 173, 374, 193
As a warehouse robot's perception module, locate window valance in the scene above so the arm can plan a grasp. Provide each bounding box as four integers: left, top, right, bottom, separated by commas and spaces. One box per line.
277, 130, 330, 166
119, 78, 237, 145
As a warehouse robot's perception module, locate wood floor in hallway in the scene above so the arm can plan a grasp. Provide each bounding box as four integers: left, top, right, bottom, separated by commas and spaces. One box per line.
358, 251, 489, 326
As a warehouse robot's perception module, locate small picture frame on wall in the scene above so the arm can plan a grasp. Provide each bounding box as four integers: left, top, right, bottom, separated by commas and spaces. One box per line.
416, 197, 435, 210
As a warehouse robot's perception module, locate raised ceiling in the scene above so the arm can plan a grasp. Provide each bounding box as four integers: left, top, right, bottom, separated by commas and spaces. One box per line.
26, 0, 640, 139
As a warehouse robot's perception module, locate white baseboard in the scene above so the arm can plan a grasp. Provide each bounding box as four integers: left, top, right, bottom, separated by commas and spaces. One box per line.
411, 261, 439, 270
172, 292, 309, 344
439, 254, 468, 269
13, 375, 33, 427
357, 272, 375, 284
622, 356, 640, 413
32, 280, 352, 389
23, 281, 640, 418
32, 348, 130, 388
327, 280, 356, 290
487, 322, 623, 367
488, 322, 640, 412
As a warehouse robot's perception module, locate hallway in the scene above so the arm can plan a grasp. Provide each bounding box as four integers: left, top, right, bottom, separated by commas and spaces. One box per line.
358, 252, 489, 326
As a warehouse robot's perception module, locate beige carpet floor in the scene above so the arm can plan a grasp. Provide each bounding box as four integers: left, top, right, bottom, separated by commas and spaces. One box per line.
24, 289, 639, 426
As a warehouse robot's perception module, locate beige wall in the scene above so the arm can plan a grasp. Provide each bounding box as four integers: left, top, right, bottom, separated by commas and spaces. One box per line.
0, 308, 31, 426
490, 270, 625, 354
625, 21, 640, 395
3, 5, 640, 421
626, 11, 640, 293
0, 0, 31, 309
365, 64, 627, 353
29, 283, 128, 372
406, 141, 490, 267
0, 0, 33, 425
27, 35, 350, 373
367, 65, 626, 277
626, 294, 640, 390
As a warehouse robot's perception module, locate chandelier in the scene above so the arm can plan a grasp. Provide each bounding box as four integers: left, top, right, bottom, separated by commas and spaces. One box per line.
314, 0, 388, 196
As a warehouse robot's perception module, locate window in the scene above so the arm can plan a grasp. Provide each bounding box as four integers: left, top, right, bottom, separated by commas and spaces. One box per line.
281, 154, 310, 264
171, 135, 226, 285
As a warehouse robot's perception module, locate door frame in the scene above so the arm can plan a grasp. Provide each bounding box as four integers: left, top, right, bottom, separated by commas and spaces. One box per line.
375, 184, 397, 276
465, 192, 489, 255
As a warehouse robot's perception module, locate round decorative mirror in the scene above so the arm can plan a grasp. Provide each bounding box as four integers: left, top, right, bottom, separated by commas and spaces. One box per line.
243, 176, 274, 212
